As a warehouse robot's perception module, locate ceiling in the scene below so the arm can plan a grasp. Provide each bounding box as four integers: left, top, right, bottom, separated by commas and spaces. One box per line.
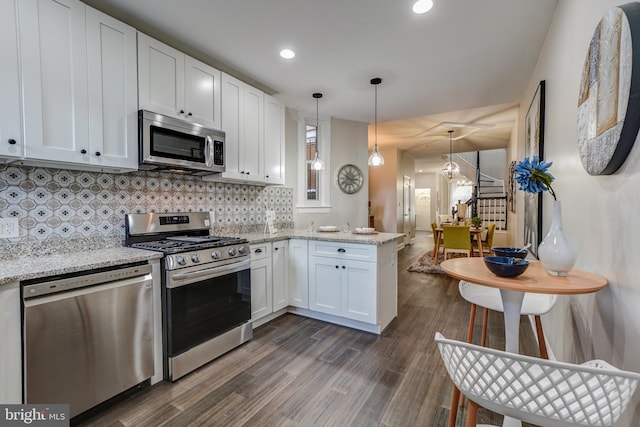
85, 0, 558, 171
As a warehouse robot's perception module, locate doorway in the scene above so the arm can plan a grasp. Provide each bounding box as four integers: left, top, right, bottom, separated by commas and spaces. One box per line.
415, 188, 431, 231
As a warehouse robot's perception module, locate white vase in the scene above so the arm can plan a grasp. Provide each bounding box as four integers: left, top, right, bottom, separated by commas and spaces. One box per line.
538, 200, 576, 276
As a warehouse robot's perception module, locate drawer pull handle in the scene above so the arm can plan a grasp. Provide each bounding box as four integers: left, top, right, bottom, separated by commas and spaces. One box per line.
337, 248, 346, 253
254, 248, 263, 254
335, 265, 339, 269
342, 266, 346, 269
274, 247, 279, 251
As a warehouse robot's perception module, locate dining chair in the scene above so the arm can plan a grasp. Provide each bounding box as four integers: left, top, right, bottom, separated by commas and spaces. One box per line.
473, 223, 496, 256
442, 226, 471, 260
448, 280, 558, 426
435, 331, 640, 427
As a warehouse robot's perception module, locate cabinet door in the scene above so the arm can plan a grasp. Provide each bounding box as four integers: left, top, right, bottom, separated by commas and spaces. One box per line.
19, 0, 89, 163
341, 260, 377, 324
288, 239, 309, 309
263, 94, 285, 185
184, 56, 221, 129
272, 240, 288, 311
0, 0, 23, 159
250, 257, 272, 321
86, 7, 137, 170
308, 255, 342, 316
0, 284, 21, 403
220, 73, 243, 179
242, 85, 264, 180
137, 32, 184, 118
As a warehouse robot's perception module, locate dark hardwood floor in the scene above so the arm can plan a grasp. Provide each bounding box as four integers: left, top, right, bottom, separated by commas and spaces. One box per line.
79, 232, 539, 427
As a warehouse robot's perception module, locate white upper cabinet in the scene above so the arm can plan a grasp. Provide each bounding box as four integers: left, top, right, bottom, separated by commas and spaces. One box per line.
263, 94, 286, 185
137, 32, 221, 129
17, 0, 137, 172
0, 0, 23, 160
19, 0, 89, 165
86, 7, 138, 170
218, 73, 264, 182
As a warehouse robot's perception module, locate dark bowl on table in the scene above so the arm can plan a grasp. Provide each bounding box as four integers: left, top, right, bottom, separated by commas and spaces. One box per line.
484, 256, 529, 277
492, 247, 528, 259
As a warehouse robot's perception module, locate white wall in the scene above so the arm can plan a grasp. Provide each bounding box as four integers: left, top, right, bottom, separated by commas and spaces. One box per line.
285, 109, 369, 229
520, 2, 640, 424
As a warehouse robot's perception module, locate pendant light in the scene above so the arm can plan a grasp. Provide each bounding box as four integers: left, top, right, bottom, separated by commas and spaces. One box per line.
368, 78, 385, 166
310, 92, 325, 171
441, 130, 460, 179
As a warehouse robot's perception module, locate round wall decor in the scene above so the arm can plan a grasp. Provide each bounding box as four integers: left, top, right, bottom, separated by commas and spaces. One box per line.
577, 3, 640, 175
336, 164, 364, 194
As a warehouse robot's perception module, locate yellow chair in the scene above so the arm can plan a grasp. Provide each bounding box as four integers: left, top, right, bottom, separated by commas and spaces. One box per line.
474, 223, 496, 256
442, 226, 471, 260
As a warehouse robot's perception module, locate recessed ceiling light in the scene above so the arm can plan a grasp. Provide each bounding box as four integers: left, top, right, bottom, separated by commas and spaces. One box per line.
412, 0, 433, 14
280, 49, 295, 59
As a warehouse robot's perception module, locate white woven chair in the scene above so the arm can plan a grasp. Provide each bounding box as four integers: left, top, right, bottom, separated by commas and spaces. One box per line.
435, 332, 640, 427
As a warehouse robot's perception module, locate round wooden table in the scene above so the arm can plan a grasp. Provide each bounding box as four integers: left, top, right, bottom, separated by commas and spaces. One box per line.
440, 257, 607, 427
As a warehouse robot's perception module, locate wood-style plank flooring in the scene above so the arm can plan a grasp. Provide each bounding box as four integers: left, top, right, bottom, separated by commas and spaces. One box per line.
78, 232, 539, 427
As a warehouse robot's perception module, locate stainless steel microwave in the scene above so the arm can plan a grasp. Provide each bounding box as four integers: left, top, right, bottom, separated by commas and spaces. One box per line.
138, 110, 224, 175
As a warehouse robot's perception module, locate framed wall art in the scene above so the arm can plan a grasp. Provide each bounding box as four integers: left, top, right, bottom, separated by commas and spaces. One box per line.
577, 3, 640, 175
524, 80, 545, 258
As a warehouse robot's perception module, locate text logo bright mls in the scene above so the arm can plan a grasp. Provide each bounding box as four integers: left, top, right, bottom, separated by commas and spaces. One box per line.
1, 405, 68, 426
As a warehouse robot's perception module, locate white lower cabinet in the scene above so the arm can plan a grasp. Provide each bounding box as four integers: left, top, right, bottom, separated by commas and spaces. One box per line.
271, 240, 289, 311
0, 283, 21, 403
250, 243, 272, 322
250, 238, 397, 335
309, 255, 376, 323
288, 239, 309, 308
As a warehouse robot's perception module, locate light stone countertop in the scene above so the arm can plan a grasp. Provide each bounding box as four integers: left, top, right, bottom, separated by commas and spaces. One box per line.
0, 231, 403, 288
0, 247, 163, 287
234, 230, 405, 245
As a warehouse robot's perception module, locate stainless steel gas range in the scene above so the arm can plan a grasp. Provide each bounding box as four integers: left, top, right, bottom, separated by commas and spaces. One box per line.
125, 212, 252, 381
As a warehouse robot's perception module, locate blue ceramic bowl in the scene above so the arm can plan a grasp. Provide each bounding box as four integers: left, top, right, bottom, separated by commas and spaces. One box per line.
484, 256, 529, 277
492, 247, 528, 259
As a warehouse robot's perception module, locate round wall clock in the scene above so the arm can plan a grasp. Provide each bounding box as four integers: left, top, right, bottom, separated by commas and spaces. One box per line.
336, 164, 364, 194
577, 3, 640, 175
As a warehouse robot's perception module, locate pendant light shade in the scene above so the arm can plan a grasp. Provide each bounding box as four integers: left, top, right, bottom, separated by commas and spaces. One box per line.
442, 130, 460, 179
368, 78, 385, 167
310, 92, 325, 171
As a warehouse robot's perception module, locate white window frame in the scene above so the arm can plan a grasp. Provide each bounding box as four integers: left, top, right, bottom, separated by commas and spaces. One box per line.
297, 111, 331, 212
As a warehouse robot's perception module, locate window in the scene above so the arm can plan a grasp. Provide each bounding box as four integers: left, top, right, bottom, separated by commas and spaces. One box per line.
297, 113, 330, 211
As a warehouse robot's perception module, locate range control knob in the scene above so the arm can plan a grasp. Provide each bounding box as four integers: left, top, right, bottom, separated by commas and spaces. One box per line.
238, 246, 245, 255
176, 256, 186, 266
228, 247, 236, 257
210, 250, 220, 260
191, 253, 200, 263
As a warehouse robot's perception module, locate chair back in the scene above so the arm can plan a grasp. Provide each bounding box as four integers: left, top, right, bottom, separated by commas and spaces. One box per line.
435, 332, 640, 427
442, 226, 471, 250
485, 223, 496, 247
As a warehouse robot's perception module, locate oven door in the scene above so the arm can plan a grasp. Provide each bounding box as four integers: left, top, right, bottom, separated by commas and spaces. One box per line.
164, 258, 251, 358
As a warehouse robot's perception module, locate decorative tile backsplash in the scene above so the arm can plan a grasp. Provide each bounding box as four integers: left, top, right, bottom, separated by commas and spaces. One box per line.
0, 165, 293, 245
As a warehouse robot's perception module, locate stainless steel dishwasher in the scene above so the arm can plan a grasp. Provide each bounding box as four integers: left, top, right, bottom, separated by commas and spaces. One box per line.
22, 262, 154, 418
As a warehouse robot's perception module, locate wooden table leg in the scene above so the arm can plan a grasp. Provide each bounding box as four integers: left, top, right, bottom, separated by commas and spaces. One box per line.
434, 231, 442, 264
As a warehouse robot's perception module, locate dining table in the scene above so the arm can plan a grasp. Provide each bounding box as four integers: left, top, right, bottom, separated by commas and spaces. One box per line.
432, 226, 485, 264
440, 257, 608, 427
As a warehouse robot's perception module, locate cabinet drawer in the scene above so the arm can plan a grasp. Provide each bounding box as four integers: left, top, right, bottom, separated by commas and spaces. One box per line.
309, 241, 376, 262
250, 242, 271, 260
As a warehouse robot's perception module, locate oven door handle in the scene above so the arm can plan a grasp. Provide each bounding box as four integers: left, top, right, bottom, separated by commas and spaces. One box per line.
169, 259, 251, 287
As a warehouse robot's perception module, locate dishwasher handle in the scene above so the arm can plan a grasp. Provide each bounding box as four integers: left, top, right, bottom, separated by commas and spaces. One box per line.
23, 273, 153, 307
